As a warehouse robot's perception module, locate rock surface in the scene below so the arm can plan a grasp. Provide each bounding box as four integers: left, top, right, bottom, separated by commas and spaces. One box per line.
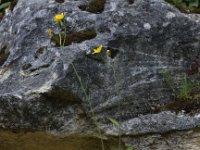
0, 0, 200, 149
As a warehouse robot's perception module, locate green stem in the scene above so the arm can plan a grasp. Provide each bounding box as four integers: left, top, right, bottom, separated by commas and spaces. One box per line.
58, 24, 105, 150
111, 60, 121, 150
59, 32, 62, 46
71, 63, 105, 150
62, 20, 67, 47
111, 60, 117, 83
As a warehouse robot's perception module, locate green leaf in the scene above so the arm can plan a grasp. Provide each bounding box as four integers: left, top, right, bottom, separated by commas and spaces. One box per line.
172, 0, 184, 7
0, 2, 11, 11
189, 0, 199, 8
177, 76, 192, 101
126, 147, 135, 150
109, 118, 120, 128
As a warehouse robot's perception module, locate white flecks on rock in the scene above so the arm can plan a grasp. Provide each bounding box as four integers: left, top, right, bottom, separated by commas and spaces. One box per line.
66, 17, 73, 23
110, 27, 117, 34
79, 43, 88, 51
24, 7, 31, 13
63, 63, 69, 71
143, 23, 151, 30
110, 2, 117, 11
13, 94, 23, 99
29, 81, 52, 93
166, 12, 176, 19
0, 70, 11, 83
52, 73, 58, 80
118, 11, 124, 17
55, 52, 60, 57
186, 14, 200, 23
163, 22, 170, 27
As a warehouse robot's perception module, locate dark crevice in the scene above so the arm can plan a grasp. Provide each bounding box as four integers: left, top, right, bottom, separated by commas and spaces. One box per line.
29, 64, 50, 72
154, 99, 200, 116
79, 0, 106, 14
22, 63, 50, 73
78, 4, 87, 11
0, 46, 9, 66
34, 47, 47, 59
22, 63, 32, 70
50, 30, 97, 46
21, 63, 51, 77
42, 87, 82, 105
187, 56, 200, 75
55, 0, 65, 3
106, 47, 119, 59
128, 0, 135, 4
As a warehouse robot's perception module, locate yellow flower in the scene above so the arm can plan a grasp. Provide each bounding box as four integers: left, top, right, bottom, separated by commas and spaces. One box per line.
54, 13, 64, 24
92, 44, 103, 54
106, 50, 111, 56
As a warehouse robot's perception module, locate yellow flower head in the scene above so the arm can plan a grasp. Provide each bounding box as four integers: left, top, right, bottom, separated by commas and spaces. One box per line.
48, 28, 53, 38
106, 50, 111, 56
92, 44, 103, 54
54, 13, 64, 24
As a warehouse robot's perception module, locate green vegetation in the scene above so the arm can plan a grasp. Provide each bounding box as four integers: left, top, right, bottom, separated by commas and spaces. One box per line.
177, 75, 192, 101
126, 147, 135, 150
0, 0, 17, 11
0, 0, 17, 20
167, 0, 199, 8
161, 71, 198, 101
0, 1, 10, 20
0, 1, 11, 11
166, 0, 200, 13
109, 118, 122, 150
50, 12, 134, 150
155, 71, 200, 115
52, 13, 106, 150
198, 138, 200, 144
176, 77, 199, 101
109, 118, 120, 128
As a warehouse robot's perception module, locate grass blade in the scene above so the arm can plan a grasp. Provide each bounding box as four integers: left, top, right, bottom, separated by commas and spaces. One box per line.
0, 2, 11, 11
109, 118, 120, 128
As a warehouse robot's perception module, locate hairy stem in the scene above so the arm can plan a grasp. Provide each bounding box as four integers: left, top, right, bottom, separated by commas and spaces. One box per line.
111, 60, 121, 150
58, 27, 105, 150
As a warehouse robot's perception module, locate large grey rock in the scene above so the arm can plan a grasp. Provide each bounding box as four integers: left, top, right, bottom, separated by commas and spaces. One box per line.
0, 0, 200, 149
